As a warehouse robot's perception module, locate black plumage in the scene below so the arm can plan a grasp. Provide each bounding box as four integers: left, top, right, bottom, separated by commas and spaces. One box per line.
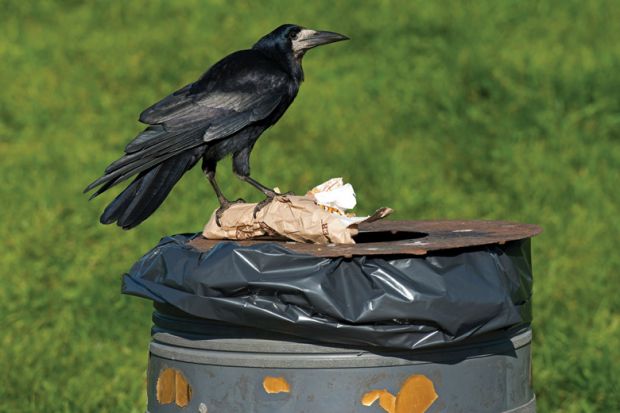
85, 24, 348, 229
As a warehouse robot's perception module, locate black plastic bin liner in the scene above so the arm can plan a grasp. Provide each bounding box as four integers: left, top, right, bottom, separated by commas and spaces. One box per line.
122, 234, 532, 350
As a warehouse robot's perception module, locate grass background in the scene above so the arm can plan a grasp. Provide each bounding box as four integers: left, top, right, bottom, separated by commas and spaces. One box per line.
1, 0, 619, 411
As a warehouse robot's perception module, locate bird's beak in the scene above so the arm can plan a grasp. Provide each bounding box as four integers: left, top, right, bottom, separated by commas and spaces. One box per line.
293, 29, 349, 53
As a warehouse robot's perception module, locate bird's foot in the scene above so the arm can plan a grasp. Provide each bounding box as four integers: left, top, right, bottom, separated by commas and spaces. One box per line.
252, 189, 296, 218
215, 198, 246, 226
253, 196, 276, 218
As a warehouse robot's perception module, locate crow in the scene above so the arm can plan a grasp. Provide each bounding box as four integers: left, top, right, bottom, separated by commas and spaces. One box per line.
84, 24, 348, 229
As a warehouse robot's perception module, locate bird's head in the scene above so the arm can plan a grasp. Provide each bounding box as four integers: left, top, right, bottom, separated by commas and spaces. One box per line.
254, 24, 349, 62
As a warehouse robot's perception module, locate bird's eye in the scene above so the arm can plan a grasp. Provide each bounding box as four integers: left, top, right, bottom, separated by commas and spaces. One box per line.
289, 31, 298, 40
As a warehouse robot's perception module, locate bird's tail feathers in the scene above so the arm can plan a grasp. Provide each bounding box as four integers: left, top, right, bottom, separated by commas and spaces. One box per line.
84, 127, 203, 196
100, 149, 200, 229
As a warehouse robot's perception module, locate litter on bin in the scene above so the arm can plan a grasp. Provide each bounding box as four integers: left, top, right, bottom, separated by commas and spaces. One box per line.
203, 178, 392, 244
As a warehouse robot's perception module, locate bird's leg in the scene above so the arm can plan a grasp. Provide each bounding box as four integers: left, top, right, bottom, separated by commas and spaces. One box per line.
232, 148, 294, 218
238, 175, 288, 217
202, 158, 245, 226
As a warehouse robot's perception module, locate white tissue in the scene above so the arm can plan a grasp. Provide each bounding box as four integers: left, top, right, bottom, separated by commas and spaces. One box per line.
310, 178, 357, 212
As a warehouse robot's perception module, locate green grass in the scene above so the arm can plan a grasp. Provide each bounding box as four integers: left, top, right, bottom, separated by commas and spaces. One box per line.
1, 1, 619, 411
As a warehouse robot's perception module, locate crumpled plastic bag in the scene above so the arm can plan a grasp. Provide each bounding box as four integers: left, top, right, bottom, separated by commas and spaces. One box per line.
122, 234, 533, 350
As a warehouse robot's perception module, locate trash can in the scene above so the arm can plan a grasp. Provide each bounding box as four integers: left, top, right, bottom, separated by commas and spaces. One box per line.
123, 220, 541, 413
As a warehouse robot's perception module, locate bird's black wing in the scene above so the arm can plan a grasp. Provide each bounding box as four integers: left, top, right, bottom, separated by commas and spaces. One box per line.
85, 50, 290, 195
134, 86, 284, 143
137, 49, 290, 131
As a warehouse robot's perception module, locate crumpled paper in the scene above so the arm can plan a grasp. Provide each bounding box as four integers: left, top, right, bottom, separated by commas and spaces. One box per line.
203, 178, 392, 244
307, 177, 357, 211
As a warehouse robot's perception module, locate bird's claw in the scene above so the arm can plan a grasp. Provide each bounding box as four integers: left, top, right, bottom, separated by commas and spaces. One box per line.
215, 198, 246, 226
253, 196, 275, 218
252, 190, 295, 218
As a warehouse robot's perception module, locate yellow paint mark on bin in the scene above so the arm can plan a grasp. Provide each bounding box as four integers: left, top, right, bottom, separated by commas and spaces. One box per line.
361, 389, 396, 412
156, 368, 192, 407
361, 374, 437, 413
156, 368, 175, 404
262, 376, 291, 394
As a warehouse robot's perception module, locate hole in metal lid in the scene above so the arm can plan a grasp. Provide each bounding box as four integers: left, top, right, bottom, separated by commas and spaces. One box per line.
353, 231, 427, 243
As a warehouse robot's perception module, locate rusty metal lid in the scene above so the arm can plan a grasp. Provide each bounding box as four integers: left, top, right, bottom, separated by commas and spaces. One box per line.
188, 220, 541, 258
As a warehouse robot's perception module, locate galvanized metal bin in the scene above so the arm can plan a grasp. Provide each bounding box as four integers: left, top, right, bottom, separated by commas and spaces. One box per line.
146, 313, 535, 413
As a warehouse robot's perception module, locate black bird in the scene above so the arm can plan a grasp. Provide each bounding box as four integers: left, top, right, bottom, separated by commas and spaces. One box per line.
85, 24, 348, 229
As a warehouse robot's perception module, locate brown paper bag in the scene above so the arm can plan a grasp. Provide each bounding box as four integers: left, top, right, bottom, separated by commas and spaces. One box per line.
203, 195, 391, 244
